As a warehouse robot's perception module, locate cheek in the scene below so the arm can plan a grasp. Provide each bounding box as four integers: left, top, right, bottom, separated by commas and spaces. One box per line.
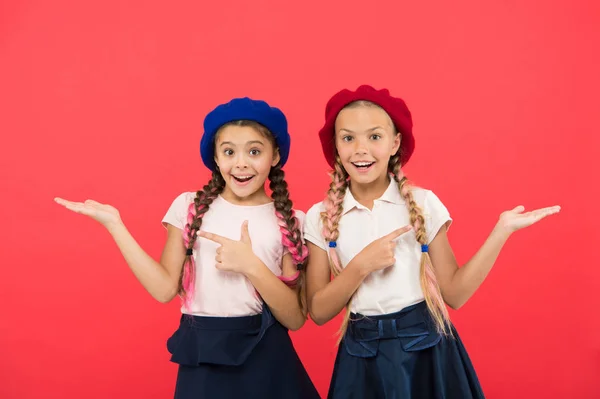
375, 140, 396, 157
216, 156, 240, 175
253, 156, 273, 174
336, 142, 353, 159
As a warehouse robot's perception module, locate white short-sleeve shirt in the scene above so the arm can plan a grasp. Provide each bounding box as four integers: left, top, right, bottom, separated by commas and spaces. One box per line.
303, 180, 452, 316
162, 192, 305, 317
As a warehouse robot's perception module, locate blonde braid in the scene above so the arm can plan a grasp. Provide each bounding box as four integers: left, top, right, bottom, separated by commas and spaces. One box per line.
390, 155, 452, 336
320, 157, 353, 342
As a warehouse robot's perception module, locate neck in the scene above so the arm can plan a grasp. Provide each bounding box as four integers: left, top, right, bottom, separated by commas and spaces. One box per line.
349, 173, 391, 209
220, 185, 271, 206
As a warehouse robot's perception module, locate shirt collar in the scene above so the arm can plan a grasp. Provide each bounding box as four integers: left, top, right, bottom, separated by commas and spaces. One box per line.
342, 179, 405, 215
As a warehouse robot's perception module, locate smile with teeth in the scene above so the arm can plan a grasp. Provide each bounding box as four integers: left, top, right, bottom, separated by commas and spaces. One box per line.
232, 175, 255, 182
352, 161, 375, 168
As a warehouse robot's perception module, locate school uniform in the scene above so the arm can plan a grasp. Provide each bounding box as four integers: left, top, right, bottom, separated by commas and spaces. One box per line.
162, 192, 319, 399
304, 181, 485, 399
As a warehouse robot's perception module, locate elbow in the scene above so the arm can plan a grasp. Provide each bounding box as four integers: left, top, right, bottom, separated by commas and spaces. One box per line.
308, 310, 329, 326
307, 298, 331, 326
444, 295, 465, 311
287, 317, 307, 332
312, 318, 328, 327
155, 284, 179, 304
156, 295, 174, 304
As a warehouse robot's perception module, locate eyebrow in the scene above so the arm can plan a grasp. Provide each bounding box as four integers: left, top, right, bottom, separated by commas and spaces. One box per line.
219, 140, 265, 147
339, 126, 386, 134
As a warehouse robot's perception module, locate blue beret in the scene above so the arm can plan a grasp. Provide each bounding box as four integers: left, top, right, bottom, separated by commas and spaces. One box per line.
200, 97, 291, 171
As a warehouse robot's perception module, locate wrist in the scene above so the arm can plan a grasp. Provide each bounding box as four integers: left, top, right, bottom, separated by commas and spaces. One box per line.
492, 221, 512, 242
243, 255, 265, 278
106, 220, 126, 235
347, 257, 371, 279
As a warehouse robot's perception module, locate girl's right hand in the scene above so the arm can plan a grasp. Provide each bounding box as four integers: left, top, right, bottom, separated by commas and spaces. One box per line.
54, 197, 123, 229
353, 225, 413, 274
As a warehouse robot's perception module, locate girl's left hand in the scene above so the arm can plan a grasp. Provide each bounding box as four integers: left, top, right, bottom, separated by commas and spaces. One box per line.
199, 221, 258, 275
498, 205, 561, 234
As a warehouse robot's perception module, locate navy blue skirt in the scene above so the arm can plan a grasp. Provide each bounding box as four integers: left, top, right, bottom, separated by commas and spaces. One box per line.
328, 301, 485, 399
166, 306, 319, 399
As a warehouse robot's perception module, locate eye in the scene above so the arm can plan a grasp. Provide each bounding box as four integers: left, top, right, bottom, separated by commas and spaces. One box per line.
249, 148, 261, 156
223, 149, 234, 156
341, 135, 353, 142
370, 134, 382, 140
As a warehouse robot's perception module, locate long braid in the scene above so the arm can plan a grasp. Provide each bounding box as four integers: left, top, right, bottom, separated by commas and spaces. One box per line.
269, 164, 309, 314
320, 156, 352, 342
321, 157, 348, 275
180, 170, 225, 311
390, 155, 452, 336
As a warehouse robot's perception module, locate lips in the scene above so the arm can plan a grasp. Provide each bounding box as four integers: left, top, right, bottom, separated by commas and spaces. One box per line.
231, 174, 255, 186
351, 161, 375, 172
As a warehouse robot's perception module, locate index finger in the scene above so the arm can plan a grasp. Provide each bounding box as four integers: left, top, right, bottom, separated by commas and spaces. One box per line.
54, 197, 82, 207
198, 231, 229, 245
385, 225, 413, 240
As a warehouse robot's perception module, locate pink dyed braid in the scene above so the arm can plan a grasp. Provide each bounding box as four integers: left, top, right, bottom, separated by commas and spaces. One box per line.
390, 155, 452, 336
268, 164, 309, 314
320, 157, 349, 276
269, 164, 308, 284
180, 171, 225, 311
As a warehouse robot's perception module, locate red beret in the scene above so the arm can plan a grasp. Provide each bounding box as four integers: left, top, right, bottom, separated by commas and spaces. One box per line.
318, 85, 415, 168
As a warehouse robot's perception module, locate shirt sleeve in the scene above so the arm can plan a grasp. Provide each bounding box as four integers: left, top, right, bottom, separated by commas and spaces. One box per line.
423, 190, 453, 244
161, 192, 193, 230
303, 203, 327, 251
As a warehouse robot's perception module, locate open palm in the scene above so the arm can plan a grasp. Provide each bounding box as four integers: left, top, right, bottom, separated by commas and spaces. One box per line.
500, 205, 561, 233
54, 197, 122, 227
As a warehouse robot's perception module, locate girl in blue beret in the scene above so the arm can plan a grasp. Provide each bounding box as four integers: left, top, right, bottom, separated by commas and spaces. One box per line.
303, 85, 560, 398
55, 97, 319, 399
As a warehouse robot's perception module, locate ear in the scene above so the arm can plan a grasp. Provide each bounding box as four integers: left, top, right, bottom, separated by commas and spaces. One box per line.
391, 133, 401, 156
271, 149, 281, 167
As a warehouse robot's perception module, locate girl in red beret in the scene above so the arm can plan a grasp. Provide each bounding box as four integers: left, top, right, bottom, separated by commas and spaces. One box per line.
303, 85, 560, 398
54, 98, 319, 399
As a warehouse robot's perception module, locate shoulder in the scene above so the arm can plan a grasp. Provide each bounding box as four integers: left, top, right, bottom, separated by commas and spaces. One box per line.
169, 191, 197, 209
162, 191, 199, 229
407, 187, 446, 208
164, 191, 195, 207
305, 201, 326, 224
292, 209, 307, 225
171, 191, 196, 202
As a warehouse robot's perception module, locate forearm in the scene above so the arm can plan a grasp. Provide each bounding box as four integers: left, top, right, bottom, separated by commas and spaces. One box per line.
446, 225, 511, 308
309, 260, 368, 326
107, 222, 179, 303
244, 260, 306, 331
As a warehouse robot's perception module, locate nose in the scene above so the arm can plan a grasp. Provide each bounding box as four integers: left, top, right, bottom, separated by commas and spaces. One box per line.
352, 137, 368, 155
234, 154, 248, 169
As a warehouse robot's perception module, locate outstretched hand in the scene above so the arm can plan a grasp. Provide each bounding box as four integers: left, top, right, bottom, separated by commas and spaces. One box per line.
198, 221, 258, 275
54, 197, 123, 228
498, 205, 561, 234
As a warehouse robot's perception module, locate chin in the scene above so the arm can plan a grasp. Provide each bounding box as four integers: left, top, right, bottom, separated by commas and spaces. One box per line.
352, 176, 378, 185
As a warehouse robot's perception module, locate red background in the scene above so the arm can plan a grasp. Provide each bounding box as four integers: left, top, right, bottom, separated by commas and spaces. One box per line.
1, 1, 599, 398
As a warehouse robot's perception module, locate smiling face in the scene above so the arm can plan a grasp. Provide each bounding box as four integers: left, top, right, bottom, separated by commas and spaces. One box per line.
334, 102, 401, 189
214, 121, 280, 205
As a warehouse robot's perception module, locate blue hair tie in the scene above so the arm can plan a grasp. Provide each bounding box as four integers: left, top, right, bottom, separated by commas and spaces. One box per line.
328, 241, 337, 248
421, 244, 429, 253
186, 248, 193, 256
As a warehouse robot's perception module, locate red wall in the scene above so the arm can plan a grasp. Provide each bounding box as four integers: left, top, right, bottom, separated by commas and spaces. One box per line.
1, 1, 599, 398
